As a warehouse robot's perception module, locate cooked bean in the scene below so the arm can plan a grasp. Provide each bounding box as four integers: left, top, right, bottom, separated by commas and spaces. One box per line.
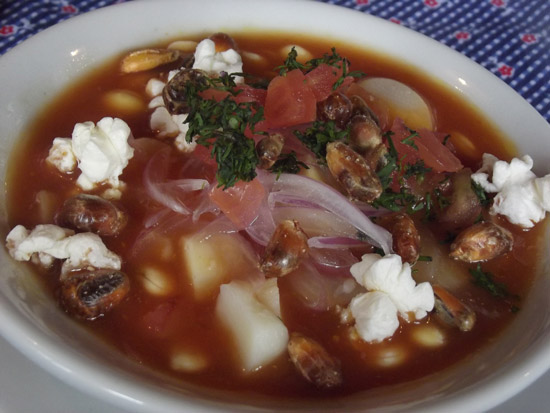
450, 222, 513, 263
317, 92, 353, 129
376, 212, 420, 264
256, 133, 284, 169
326, 141, 382, 203
287, 332, 342, 389
55, 194, 127, 237
60, 269, 129, 320
260, 220, 309, 278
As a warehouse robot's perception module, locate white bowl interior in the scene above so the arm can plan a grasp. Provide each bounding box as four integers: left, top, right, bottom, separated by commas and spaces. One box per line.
1, 1, 549, 412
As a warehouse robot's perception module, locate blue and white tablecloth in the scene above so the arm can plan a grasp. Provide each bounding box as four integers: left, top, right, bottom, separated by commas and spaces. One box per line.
1, 0, 549, 122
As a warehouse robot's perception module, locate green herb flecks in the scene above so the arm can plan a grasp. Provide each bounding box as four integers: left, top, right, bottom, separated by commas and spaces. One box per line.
294, 120, 348, 163
268, 151, 309, 178
471, 180, 491, 207
469, 263, 509, 298
275, 47, 365, 89
184, 73, 264, 189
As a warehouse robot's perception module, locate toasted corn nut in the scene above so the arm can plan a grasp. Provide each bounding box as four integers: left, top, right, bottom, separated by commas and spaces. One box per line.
376, 213, 420, 264
326, 141, 382, 203
449, 222, 513, 263
60, 269, 130, 320
163, 68, 208, 114
120, 48, 180, 73
260, 220, 309, 278
317, 92, 353, 129
55, 194, 128, 237
287, 332, 342, 389
256, 133, 284, 169
433, 284, 476, 332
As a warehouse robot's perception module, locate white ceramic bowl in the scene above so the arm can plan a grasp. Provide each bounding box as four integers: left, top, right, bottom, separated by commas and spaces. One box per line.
1, 1, 549, 412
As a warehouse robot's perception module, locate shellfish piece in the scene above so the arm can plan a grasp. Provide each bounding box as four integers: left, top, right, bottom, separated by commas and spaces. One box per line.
260, 220, 309, 278
376, 212, 420, 265
356, 77, 433, 130
287, 332, 342, 389
326, 141, 382, 203
55, 194, 128, 237
256, 133, 284, 169
120, 48, 180, 73
433, 284, 476, 332
449, 222, 513, 263
60, 269, 130, 320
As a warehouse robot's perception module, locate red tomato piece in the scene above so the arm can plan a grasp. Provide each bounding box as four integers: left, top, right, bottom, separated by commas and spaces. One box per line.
234, 84, 267, 106
305, 63, 352, 102
209, 178, 266, 230
264, 69, 317, 129
390, 118, 462, 173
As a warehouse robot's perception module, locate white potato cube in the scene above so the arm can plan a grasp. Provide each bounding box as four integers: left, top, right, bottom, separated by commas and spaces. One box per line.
216, 280, 288, 372
181, 232, 257, 300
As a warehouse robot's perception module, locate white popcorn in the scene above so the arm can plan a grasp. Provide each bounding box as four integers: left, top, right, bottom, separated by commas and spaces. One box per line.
46, 117, 134, 190
349, 291, 400, 343
192, 38, 243, 83
46, 137, 77, 172
6, 224, 121, 276
347, 254, 434, 342
72, 117, 134, 190
472, 153, 550, 228
145, 78, 166, 97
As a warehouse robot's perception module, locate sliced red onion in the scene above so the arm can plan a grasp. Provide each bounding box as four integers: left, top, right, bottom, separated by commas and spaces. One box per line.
309, 247, 359, 270
143, 148, 210, 215
244, 198, 276, 246
308, 236, 365, 249
269, 174, 393, 254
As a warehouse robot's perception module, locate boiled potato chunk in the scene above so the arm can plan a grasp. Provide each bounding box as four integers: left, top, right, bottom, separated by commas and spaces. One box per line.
181, 232, 257, 300
216, 280, 288, 372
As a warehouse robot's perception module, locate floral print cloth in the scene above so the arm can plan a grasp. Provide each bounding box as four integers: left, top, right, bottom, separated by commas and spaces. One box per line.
1, 0, 549, 122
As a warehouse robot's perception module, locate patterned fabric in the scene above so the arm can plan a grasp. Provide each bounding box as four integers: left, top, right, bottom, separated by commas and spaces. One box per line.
1, 0, 549, 122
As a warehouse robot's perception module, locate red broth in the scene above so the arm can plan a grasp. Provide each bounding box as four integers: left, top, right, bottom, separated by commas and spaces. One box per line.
5, 32, 545, 398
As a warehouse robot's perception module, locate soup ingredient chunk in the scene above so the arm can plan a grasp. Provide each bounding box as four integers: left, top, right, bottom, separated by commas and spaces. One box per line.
6, 224, 121, 275
120, 48, 181, 73
326, 141, 383, 203
287, 332, 342, 389
433, 285, 476, 332
375, 212, 420, 264
471, 153, 550, 228
348, 253, 434, 342
46, 117, 134, 190
192, 38, 244, 83
60, 269, 129, 320
260, 220, 309, 278
55, 194, 128, 237
216, 280, 288, 372
449, 222, 513, 263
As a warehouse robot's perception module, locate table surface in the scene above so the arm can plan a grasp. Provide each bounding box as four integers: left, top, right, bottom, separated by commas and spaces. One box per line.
1, 0, 550, 412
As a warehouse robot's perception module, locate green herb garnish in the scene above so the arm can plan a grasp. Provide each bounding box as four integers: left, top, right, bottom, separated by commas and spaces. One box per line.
294, 120, 348, 162
184, 73, 264, 189
469, 263, 509, 298
268, 151, 309, 178
471, 180, 491, 207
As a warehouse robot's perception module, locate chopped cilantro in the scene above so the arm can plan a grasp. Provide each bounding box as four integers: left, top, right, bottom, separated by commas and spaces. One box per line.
184, 72, 264, 189
471, 180, 491, 207
401, 130, 419, 150
268, 151, 309, 178
417, 255, 433, 262
294, 120, 348, 162
469, 263, 509, 298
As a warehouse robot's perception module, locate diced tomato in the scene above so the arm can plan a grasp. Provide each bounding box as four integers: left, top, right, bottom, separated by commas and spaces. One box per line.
264, 69, 317, 129
305, 63, 353, 102
199, 88, 230, 102
389, 118, 462, 173
209, 178, 266, 230
234, 84, 267, 106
